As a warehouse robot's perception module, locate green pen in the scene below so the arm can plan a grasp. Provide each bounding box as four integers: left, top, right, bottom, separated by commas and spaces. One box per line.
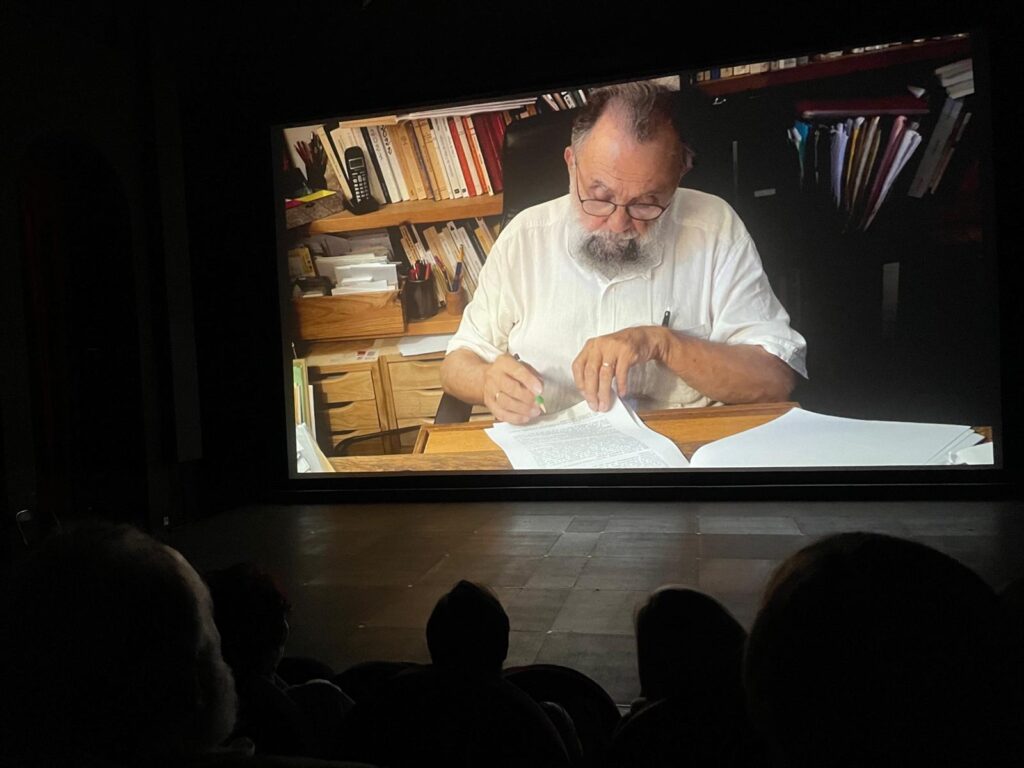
512, 353, 546, 413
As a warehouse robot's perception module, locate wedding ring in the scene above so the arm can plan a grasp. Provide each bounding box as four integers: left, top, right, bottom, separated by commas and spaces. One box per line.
601, 362, 612, 368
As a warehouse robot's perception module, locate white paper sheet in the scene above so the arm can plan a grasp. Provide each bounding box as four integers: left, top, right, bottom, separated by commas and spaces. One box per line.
949, 442, 994, 465
485, 398, 689, 470
689, 407, 982, 468
398, 334, 455, 356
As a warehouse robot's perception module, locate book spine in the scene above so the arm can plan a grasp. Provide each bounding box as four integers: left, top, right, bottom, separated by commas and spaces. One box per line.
478, 114, 503, 192
404, 121, 435, 200
908, 97, 962, 198
379, 125, 411, 202
420, 119, 452, 200
431, 117, 466, 198
414, 119, 447, 200
363, 127, 397, 203
394, 123, 425, 200
449, 117, 478, 197
464, 116, 493, 195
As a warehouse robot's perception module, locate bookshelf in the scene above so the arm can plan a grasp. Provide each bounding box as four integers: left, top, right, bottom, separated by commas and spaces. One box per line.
307, 193, 504, 234
697, 37, 971, 97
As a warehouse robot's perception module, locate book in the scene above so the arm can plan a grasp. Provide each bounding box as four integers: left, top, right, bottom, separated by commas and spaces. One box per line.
864, 122, 922, 229
365, 126, 401, 203
463, 116, 493, 195
415, 119, 449, 200
379, 125, 412, 202
404, 121, 435, 200
843, 116, 866, 210
392, 124, 426, 200
858, 115, 907, 229
929, 111, 972, 193
946, 79, 974, 99
474, 114, 504, 192
848, 116, 880, 218
431, 117, 467, 198
451, 117, 480, 197
908, 96, 963, 197
934, 57, 972, 81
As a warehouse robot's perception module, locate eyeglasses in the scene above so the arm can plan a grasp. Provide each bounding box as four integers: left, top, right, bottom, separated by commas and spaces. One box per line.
574, 162, 671, 222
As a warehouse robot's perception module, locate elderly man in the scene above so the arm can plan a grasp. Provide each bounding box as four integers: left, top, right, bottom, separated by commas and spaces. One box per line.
440, 82, 807, 424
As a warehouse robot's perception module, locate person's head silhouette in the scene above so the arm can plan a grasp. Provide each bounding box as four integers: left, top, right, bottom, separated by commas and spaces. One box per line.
426, 580, 510, 677
1, 522, 237, 766
745, 532, 1019, 768
635, 586, 746, 704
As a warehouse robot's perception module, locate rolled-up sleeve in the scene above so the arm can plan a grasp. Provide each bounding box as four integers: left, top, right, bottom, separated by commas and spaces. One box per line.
710, 234, 808, 379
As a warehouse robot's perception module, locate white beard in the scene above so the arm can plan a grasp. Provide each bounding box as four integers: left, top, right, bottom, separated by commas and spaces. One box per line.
566, 207, 667, 281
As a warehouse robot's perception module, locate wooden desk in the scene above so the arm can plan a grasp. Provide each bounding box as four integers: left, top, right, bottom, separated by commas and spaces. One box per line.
327, 402, 799, 472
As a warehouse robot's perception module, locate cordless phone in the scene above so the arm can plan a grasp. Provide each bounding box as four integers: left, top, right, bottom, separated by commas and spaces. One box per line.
343, 146, 380, 215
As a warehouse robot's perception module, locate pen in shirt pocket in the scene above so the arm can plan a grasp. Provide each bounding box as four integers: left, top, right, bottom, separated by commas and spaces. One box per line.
661, 308, 672, 327
512, 353, 546, 413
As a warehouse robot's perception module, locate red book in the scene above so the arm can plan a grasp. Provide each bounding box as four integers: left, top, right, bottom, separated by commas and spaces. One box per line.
448, 117, 477, 197
473, 113, 504, 192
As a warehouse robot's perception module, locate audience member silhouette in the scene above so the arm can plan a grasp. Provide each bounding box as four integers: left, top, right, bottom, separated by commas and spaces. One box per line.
744, 532, 1022, 768
0, 522, 237, 768
205, 562, 352, 758
341, 580, 570, 767
609, 586, 764, 767
633, 586, 746, 709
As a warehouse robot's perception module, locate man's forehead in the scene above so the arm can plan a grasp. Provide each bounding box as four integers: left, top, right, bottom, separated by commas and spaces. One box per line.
579, 111, 680, 189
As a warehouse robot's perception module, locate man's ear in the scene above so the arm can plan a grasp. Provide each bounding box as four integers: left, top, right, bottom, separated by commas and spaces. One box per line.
564, 146, 574, 177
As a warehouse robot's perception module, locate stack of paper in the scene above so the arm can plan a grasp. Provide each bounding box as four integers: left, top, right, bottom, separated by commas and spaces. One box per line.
688, 407, 983, 468
397, 334, 454, 356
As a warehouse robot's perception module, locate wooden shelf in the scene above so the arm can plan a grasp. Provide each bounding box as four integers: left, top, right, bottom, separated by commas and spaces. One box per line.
406, 312, 463, 336
308, 193, 504, 234
697, 37, 971, 97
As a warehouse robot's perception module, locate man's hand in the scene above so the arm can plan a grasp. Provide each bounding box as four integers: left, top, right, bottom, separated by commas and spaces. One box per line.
572, 327, 668, 412
484, 354, 544, 425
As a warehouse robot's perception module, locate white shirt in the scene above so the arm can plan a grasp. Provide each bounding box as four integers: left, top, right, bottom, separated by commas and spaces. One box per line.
447, 190, 808, 413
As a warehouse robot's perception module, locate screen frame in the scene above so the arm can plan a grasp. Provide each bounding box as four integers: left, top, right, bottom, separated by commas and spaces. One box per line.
269, 14, 1020, 503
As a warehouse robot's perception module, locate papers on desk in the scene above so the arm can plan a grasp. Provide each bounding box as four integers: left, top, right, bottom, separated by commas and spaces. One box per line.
397, 334, 454, 356
486, 398, 689, 470
687, 407, 983, 468
484, 402, 986, 471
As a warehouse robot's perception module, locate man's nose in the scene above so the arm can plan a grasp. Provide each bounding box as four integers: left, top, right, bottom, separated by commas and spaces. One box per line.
606, 205, 634, 234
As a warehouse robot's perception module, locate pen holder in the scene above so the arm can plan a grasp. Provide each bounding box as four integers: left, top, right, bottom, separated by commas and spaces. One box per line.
445, 287, 467, 316
402, 276, 438, 322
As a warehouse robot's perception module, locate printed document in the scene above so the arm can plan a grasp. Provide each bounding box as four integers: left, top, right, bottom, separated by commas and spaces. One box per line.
486, 398, 689, 470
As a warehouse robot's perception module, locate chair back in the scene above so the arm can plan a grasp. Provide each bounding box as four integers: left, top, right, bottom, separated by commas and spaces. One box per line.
504, 663, 621, 768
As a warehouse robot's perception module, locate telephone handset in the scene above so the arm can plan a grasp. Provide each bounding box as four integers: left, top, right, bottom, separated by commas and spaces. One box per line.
344, 146, 380, 215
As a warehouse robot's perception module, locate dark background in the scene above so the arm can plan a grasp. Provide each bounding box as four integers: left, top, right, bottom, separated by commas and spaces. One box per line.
1, 1, 1021, 537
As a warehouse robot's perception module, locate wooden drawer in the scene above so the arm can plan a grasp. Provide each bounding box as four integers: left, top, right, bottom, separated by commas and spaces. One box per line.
293, 291, 403, 341
324, 400, 381, 432
393, 388, 445, 420
388, 358, 444, 391
314, 371, 375, 403
394, 388, 491, 421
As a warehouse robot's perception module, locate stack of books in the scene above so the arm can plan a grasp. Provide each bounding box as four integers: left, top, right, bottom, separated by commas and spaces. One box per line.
283, 99, 541, 210
537, 89, 588, 111
397, 218, 498, 305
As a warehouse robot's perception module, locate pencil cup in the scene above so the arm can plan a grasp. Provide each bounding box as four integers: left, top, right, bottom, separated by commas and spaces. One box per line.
402, 277, 438, 322
445, 287, 467, 315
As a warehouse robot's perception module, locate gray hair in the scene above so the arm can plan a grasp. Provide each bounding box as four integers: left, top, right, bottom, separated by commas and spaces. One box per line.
571, 81, 694, 173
